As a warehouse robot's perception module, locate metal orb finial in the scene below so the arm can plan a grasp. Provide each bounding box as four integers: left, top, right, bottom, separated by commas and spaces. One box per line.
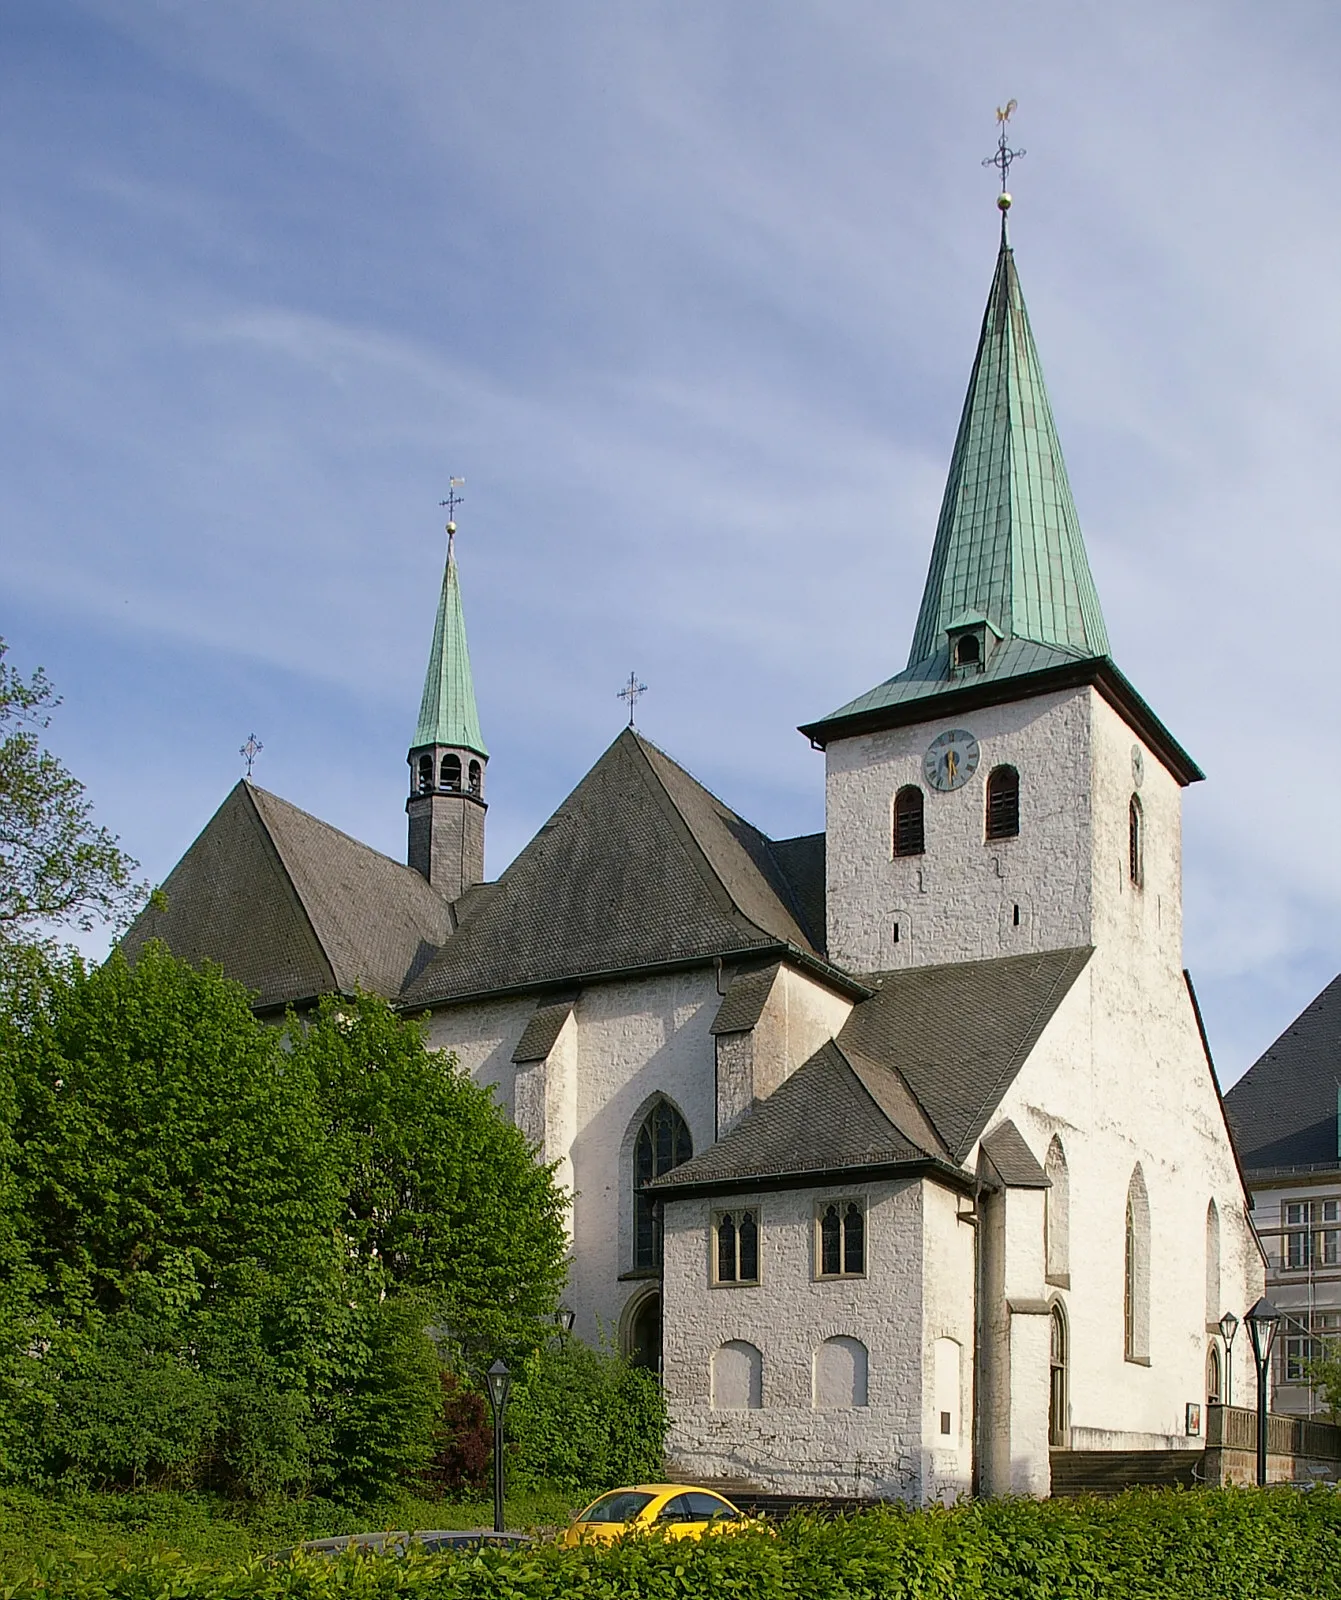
998, 193, 1012, 211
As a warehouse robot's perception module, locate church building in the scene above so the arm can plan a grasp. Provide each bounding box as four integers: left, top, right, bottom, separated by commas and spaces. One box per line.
124, 203, 1262, 1501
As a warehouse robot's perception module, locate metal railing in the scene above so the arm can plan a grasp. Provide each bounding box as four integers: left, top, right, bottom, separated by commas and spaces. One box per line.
1205, 1404, 1341, 1460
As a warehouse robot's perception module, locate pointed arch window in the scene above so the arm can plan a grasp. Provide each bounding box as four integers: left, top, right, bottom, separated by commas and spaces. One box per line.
985, 766, 1020, 841
1205, 1200, 1221, 1327
441, 753, 462, 791
1128, 795, 1144, 886
1045, 1136, 1070, 1285
893, 786, 925, 858
633, 1101, 692, 1270
1048, 1303, 1069, 1446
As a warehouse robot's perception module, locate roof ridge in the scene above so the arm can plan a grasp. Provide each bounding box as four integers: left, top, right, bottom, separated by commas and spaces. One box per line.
246, 782, 452, 887
237, 782, 340, 994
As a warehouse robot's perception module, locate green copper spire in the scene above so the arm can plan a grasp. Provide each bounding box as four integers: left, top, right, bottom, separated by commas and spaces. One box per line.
906, 225, 1109, 666
413, 532, 488, 757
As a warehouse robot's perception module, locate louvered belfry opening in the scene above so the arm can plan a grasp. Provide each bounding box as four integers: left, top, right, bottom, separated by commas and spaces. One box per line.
893, 785, 926, 858
985, 765, 1020, 840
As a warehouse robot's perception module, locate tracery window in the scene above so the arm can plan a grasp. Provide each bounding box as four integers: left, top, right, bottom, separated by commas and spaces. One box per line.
713, 1209, 759, 1285
633, 1101, 692, 1270
892, 786, 925, 858
816, 1199, 865, 1278
985, 765, 1020, 841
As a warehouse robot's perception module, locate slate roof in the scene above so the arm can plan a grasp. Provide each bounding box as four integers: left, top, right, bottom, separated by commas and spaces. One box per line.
413, 538, 487, 757
512, 997, 578, 1064
654, 946, 1089, 1194
711, 963, 782, 1036
403, 729, 844, 1008
121, 783, 453, 1011
650, 1040, 937, 1193
980, 1119, 1050, 1188
1224, 975, 1341, 1175
838, 945, 1091, 1161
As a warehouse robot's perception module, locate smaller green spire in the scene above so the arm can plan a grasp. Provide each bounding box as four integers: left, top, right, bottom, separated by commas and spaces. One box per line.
413, 533, 488, 757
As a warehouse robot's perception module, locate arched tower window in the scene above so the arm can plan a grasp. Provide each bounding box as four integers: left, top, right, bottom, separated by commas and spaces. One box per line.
468, 759, 482, 794
1124, 1165, 1151, 1363
1205, 1200, 1221, 1327
1048, 1303, 1069, 1446
955, 632, 981, 666
633, 1100, 692, 1270
892, 786, 925, 858
985, 765, 1020, 841
417, 754, 434, 794
1045, 1136, 1070, 1283
1207, 1344, 1222, 1408
1128, 795, 1143, 886
440, 753, 462, 791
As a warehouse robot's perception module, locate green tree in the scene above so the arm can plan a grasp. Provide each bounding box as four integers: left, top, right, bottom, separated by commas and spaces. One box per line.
286, 992, 570, 1360
0, 640, 144, 945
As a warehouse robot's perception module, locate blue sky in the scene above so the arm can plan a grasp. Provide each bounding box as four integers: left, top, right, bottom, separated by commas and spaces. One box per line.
2, 1, 1337, 1085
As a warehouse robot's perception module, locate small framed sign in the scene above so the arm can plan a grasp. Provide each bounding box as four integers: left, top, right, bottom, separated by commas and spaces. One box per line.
1185, 1403, 1202, 1437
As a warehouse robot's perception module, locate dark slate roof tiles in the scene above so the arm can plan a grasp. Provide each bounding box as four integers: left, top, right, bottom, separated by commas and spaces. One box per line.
980, 1119, 1050, 1188
1224, 975, 1341, 1173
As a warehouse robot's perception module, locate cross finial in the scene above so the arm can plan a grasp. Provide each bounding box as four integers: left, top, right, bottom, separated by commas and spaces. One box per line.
239, 733, 263, 778
439, 477, 465, 554
983, 100, 1024, 229
617, 671, 648, 728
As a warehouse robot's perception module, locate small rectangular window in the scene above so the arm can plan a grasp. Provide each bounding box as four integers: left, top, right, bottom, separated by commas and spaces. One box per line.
712, 1209, 759, 1285
815, 1199, 866, 1279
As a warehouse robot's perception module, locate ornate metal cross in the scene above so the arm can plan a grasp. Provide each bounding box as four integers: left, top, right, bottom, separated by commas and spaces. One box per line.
439, 477, 465, 551
983, 99, 1025, 193
239, 733, 263, 777
618, 671, 648, 728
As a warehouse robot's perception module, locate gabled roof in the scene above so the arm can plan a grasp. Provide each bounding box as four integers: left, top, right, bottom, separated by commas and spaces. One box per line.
650, 1039, 937, 1194
837, 945, 1092, 1161
1224, 974, 1341, 1176
413, 536, 487, 757
653, 946, 1089, 1196
402, 729, 839, 1008
980, 1119, 1050, 1188
121, 783, 452, 1010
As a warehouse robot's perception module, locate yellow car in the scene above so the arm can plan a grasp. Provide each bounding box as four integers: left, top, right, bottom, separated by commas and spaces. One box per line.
560, 1484, 751, 1545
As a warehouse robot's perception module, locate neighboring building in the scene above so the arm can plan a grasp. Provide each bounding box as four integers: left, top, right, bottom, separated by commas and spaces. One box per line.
1224, 977, 1341, 1417
123, 204, 1262, 1501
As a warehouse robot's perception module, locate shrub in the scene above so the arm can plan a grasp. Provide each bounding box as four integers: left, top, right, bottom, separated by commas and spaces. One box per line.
506, 1339, 666, 1493
423, 1373, 491, 1498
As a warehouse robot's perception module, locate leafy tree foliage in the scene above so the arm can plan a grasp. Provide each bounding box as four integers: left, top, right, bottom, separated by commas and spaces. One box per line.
0, 945, 570, 1498
0, 641, 144, 943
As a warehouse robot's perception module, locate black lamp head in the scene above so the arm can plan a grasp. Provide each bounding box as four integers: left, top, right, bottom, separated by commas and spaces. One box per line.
485, 1358, 512, 1412
1245, 1296, 1282, 1365
1218, 1310, 1239, 1347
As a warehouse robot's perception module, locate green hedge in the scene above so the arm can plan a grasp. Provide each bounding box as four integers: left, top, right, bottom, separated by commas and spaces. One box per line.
3, 1489, 1338, 1599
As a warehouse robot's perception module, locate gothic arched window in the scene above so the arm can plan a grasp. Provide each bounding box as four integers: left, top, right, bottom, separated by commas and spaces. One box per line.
892, 786, 925, 858
468, 759, 482, 794
441, 753, 462, 791
417, 754, 434, 794
1049, 1303, 1069, 1446
633, 1100, 692, 1270
1045, 1136, 1070, 1283
1128, 795, 1144, 886
986, 765, 1020, 840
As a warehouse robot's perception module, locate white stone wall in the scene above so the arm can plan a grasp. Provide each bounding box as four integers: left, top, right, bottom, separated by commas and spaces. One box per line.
662, 1177, 975, 1503
824, 688, 1094, 973
427, 970, 722, 1344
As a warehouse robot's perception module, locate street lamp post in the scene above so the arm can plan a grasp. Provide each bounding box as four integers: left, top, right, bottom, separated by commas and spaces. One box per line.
485, 1359, 512, 1534
1218, 1310, 1240, 1408
1245, 1298, 1282, 1487
557, 1306, 576, 1335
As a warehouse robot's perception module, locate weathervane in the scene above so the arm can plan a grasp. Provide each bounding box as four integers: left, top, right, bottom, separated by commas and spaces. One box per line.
439, 477, 465, 554
239, 733, 263, 778
617, 671, 648, 728
983, 99, 1024, 221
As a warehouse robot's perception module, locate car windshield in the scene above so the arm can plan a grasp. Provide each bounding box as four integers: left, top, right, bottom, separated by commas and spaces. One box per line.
578, 1491, 656, 1523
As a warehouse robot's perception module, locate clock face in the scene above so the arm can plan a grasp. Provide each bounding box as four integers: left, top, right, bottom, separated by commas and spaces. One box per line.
924, 728, 980, 793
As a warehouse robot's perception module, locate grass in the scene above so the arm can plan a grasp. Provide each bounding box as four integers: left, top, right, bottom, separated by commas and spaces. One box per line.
0, 1485, 579, 1572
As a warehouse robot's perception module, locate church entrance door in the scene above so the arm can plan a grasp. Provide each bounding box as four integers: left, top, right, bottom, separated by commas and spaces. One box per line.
628, 1292, 662, 1375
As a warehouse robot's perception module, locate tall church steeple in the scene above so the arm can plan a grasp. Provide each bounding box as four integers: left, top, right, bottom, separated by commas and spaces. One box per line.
407, 519, 488, 900
906, 219, 1108, 670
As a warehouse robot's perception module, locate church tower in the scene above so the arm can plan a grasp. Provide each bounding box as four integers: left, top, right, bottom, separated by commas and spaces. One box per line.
407, 520, 488, 901
802, 201, 1201, 976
